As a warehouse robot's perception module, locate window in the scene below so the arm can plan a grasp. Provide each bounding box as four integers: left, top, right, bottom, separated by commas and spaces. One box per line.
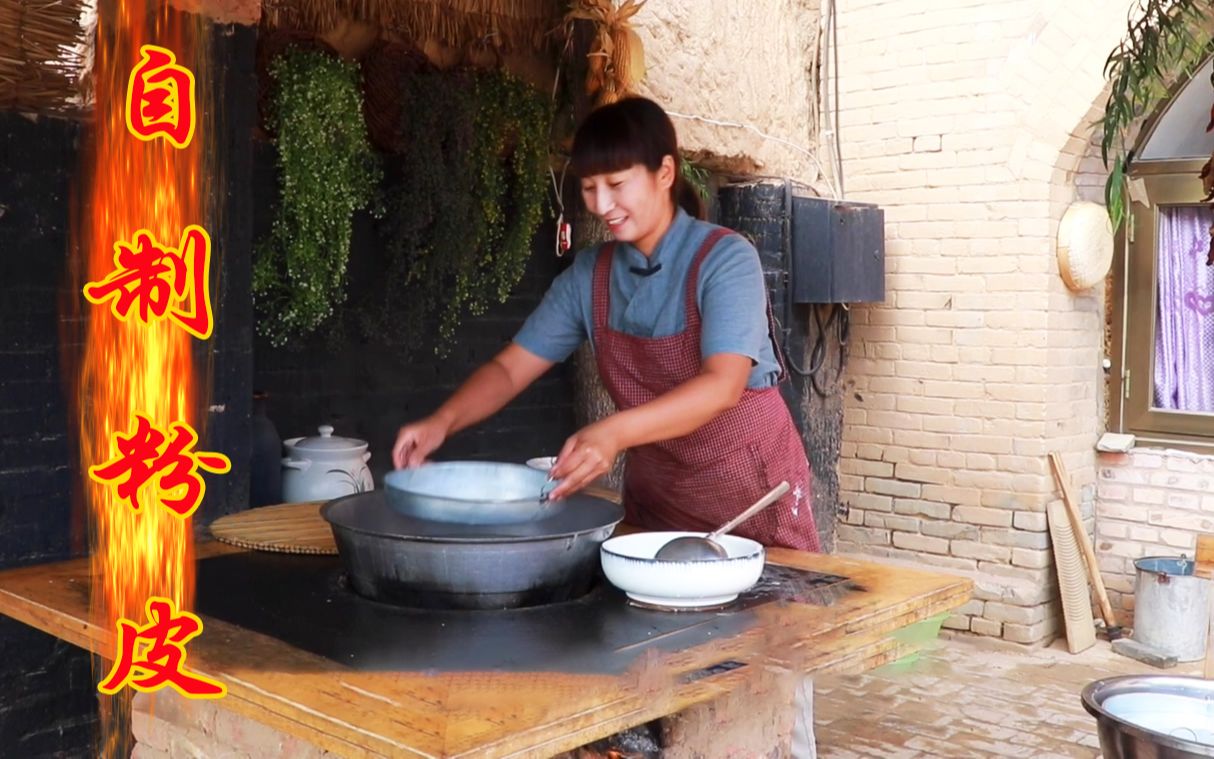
1110, 57, 1214, 449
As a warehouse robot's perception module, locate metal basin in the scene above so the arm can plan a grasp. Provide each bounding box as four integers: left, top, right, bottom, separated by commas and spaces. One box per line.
321, 490, 624, 610
1082, 675, 1214, 758
383, 461, 560, 524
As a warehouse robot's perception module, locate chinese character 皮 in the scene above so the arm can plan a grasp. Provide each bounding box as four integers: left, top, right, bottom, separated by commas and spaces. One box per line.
98, 596, 226, 699
89, 414, 230, 519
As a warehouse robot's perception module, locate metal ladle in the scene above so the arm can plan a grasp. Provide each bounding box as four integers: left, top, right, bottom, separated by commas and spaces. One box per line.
654, 481, 791, 561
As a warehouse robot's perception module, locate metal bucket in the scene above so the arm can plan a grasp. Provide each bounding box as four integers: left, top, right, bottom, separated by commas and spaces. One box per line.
1082, 675, 1214, 758
1133, 556, 1211, 662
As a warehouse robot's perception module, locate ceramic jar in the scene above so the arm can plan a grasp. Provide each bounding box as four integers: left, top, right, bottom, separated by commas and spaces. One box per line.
249, 392, 283, 507
281, 425, 374, 503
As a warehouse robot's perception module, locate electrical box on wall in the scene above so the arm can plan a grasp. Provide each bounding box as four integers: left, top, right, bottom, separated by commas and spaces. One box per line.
790, 195, 885, 304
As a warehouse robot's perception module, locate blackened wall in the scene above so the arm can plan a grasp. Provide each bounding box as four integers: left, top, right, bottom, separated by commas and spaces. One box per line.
0, 21, 257, 755
719, 181, 845, 552
0, 110, 98, 757
250, 147, 578, 483
0, 114, 79, 567
194, 23, 257, 525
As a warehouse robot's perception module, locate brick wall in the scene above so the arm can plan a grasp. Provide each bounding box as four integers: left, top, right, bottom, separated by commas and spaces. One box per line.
833, 0, 1137, 643
1097, 449, 1214, 619
0, 109, 99, 757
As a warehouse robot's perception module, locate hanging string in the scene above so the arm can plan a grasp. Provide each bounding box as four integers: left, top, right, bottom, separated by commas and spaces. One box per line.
549, 33, 574, 256
666, 110, 840, 200
550, 157, 572, 256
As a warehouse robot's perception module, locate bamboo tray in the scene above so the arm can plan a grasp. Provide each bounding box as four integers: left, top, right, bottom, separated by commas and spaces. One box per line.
209, 501, 336, 555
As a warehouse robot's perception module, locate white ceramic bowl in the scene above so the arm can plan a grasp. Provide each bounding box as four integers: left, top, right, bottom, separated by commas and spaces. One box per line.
600, 531, 766, 608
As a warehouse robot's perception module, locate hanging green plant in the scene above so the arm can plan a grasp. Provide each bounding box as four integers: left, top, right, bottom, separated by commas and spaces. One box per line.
364, 68, 551, 349
1098, 0, 1213, 231
253, 47, 382, 348
681, 155, 712, 205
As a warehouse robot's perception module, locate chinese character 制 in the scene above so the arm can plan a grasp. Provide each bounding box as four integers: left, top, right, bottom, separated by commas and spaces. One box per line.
83, 226, 214, 340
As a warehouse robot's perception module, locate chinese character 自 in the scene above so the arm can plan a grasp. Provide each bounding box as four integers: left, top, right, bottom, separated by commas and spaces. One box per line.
126, 45, 196, 149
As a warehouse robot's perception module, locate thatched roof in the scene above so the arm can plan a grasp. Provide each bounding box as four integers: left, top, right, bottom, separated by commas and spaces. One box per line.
0, 0, 562, 118
262, 0, 565, 54
0, 0, 92, 117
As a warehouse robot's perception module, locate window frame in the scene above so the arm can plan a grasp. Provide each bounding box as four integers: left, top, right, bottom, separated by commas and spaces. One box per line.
1110, 159, 1214, 452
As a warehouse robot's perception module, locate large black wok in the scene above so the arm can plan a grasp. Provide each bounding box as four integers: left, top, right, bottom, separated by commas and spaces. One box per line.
320, 490, 624, 610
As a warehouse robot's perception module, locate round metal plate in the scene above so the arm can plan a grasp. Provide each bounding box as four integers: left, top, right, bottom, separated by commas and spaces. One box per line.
383, 461, 560, 524
321, 490, 624, 543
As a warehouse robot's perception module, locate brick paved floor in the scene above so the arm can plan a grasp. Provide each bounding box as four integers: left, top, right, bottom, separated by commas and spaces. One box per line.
813, 632, 1203, 758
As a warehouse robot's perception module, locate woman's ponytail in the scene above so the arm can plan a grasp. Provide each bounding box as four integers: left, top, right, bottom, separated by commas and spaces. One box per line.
674, 175, 706, 220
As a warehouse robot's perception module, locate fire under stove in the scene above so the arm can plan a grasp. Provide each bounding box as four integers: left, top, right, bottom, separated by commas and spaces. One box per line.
195, 551, 852, 675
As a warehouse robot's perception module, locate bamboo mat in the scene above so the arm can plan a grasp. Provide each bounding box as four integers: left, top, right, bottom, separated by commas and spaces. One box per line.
209, 501, 337, 555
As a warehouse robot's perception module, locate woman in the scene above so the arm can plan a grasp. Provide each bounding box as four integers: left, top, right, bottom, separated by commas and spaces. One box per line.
392, 96, 819, 553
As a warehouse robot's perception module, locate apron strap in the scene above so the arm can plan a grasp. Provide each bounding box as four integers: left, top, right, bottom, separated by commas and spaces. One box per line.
684, 228, 790, 384
591, 242, 616, 334
682, 228, 732, 330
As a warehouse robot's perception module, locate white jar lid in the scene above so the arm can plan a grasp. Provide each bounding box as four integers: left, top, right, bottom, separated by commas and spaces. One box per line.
292, 425, 367, 453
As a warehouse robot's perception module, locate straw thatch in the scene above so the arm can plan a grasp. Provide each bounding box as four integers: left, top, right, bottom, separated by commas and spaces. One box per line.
262, 0, 564, 54
0, 0, 93, 117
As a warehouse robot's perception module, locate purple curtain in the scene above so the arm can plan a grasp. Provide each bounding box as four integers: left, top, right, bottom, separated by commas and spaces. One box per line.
1153, 206, 1214, 412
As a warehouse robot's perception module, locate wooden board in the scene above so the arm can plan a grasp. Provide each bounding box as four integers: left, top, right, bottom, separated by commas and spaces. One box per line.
0, 538, 971, 758
1196, 534, 1214, 579
1196, 534, 1214, 679
209, 501, 335, 554
1047, 502, 1096, 653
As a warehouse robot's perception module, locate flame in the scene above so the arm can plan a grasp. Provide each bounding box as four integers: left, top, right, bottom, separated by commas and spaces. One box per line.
71, 1, 213, 753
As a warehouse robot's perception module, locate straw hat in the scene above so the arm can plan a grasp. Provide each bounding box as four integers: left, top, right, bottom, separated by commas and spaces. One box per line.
1057, 201, 1114, 292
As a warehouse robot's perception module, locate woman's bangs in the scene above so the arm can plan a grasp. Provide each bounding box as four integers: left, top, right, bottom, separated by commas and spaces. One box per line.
571, 133, 645, 178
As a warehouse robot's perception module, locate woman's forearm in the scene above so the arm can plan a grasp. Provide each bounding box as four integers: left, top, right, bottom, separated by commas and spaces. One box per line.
546, 353, 751, 498
605, 355, 750, 449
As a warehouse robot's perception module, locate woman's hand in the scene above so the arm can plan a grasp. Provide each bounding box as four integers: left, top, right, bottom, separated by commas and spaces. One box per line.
392, 415, 451, 469
547, 420, 623, 500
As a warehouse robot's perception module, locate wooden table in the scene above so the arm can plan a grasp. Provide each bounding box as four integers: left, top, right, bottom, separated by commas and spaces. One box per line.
0, 536, 970, 757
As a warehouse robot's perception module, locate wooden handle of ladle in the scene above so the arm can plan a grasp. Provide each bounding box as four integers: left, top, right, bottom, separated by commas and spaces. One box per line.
708, 481, 791, 540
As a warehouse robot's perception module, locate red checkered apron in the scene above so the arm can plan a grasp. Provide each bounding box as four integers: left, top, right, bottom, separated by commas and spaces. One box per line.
593, 229, 820, 551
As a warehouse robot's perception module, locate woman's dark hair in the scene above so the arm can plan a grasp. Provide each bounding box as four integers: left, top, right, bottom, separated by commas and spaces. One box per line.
570, 97, 705, 220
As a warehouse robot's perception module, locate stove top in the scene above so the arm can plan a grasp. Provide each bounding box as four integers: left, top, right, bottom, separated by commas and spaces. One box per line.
195, 552, 851, 675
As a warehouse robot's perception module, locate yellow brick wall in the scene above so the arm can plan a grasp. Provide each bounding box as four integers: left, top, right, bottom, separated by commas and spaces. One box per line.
1097, 451, 1214, 621
833, 0, 1138, 643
